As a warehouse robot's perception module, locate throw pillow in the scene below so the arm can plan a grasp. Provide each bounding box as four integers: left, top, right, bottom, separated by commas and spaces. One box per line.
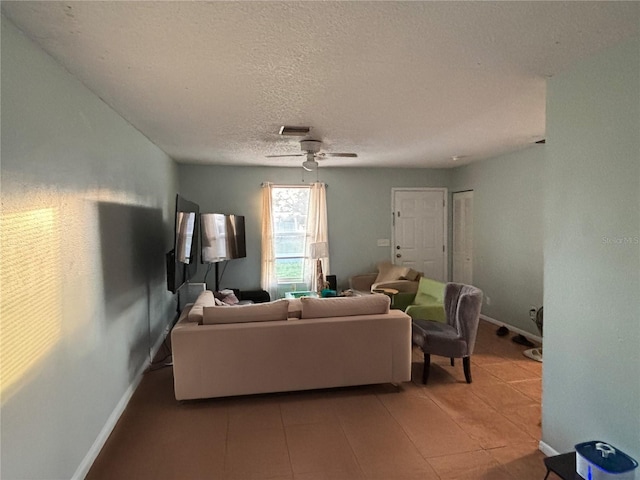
414, 277, 445, 304
300, 295, 390, 319
287, 298, 303, 319
375, 261, 410, 284
401, 268, 421, 282
203, 299, 290, 324
218, 289, 239, 305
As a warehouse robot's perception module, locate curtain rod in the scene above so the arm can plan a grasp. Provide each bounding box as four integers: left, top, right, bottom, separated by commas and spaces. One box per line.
261, 182, 327, 188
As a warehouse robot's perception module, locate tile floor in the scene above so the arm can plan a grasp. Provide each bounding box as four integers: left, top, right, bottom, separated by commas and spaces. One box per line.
87, 320, 551, 480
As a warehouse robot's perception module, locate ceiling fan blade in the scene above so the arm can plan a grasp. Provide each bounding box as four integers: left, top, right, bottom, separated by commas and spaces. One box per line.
317, 152, 358, 158
265, 153, 305, 158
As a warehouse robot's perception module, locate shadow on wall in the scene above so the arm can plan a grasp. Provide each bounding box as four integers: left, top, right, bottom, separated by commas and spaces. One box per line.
97, 202, 166, 320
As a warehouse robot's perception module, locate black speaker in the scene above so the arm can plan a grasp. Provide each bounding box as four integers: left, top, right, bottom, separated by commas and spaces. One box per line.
326, 274, 337, 291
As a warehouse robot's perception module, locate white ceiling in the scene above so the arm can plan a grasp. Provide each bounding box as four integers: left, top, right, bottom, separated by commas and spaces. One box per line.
3, 1, 639, 169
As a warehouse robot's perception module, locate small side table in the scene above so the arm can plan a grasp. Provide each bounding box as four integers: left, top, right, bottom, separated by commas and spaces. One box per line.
372, 288, 399, 306
543, 452, 581, 480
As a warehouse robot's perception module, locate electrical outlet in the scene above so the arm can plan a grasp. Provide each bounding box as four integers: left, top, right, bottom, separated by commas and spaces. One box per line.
529, 307, 537, 320
485, 296, 491, 306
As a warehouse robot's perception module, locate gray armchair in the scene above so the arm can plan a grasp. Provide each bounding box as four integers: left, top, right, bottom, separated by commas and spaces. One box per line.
411, 283, 483, 384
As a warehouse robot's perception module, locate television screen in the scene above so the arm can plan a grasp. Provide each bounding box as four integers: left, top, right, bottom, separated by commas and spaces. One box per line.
167, 194, 200, 293
227, 215, 247, 260
200, 213, 227, 263
201, 214, 246, 263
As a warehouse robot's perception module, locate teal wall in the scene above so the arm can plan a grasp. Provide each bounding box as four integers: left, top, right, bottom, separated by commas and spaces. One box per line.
178, 165, 452, 293
1, 17, 178, 479
450, 146, 545, 335
543, 37, 640, 457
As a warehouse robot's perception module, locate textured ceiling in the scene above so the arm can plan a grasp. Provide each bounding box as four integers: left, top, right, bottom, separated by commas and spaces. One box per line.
2, 1, 639, 169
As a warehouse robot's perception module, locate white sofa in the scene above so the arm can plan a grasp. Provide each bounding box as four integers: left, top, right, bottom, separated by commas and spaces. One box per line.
171, 291, 412, 401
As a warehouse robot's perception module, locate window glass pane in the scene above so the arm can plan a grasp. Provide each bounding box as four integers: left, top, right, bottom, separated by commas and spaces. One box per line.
275, 258, 304, 282
274, 233, 305, 256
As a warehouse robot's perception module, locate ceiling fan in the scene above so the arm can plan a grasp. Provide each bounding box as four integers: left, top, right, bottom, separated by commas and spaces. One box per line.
266, 140, 357, 171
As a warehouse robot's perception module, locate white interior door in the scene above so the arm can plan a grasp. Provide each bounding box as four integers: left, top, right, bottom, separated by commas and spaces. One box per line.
452, 191, 473, 284
392, 188, 447, 282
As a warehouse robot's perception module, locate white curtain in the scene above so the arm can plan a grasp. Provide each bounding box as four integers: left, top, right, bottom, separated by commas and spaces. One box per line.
260, 183, 277, 300
261, 182, 329, 298
306, 182, 329, 292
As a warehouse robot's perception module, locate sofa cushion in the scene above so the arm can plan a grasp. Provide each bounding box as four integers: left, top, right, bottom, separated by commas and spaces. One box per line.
203, 299, 290, 324
375, 261, 410, 284
300, 295, 390, 319
187, 291, 217, 324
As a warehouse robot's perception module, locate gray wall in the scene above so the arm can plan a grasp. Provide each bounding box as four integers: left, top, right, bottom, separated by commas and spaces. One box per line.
178, 165, 452, 293
543, 37, 639, 458
1, 17, 178, 479
450, 146, 545, 335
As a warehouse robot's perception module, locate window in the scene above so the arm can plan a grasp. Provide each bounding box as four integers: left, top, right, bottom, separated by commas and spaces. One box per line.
261, 182, 328, 299
271, 186, 310, 283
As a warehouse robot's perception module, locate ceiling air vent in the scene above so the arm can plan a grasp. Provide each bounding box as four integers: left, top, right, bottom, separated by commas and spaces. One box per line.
279, 125, 311, 136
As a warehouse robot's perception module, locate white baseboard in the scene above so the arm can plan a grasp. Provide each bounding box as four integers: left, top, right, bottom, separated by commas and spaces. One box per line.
72, 323, 172, 480
539, 440, 560, 457
480, 314, 542, 344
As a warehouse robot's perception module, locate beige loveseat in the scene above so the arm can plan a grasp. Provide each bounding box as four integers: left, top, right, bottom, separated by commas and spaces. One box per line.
171, 291, 412, 401
349, 261, 422, 294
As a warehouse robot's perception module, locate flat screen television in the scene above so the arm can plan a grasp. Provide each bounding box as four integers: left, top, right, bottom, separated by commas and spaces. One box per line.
200, 214, 246, 263
166, 194, 200, 293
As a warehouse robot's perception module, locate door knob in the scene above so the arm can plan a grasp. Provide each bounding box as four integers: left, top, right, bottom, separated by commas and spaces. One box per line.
396, 254, 402, 258
396, 245, 401, 250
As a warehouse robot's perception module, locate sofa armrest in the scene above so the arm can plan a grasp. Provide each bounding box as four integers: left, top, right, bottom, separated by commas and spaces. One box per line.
405, 304, 446, 323
371, 279, 419, 294
349, 273, 377, 291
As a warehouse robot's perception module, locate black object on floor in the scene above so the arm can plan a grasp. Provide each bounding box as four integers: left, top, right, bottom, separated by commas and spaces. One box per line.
543, 452, 580, 480
512, 334, 535, 347
496, 326, 509, 336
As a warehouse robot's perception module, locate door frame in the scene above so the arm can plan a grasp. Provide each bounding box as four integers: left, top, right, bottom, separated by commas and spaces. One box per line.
452, 189, 474, 284
391, 187, 448, 281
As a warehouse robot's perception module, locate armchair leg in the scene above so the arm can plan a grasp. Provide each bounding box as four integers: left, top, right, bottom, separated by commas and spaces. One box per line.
463, 357, 472, 383
422, 353, 431, 384
450, 358, 455, 366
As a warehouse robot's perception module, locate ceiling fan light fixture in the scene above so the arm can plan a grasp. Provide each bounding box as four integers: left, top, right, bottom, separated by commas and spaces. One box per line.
278, 126, 311, 136
302, 159, 318, 171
